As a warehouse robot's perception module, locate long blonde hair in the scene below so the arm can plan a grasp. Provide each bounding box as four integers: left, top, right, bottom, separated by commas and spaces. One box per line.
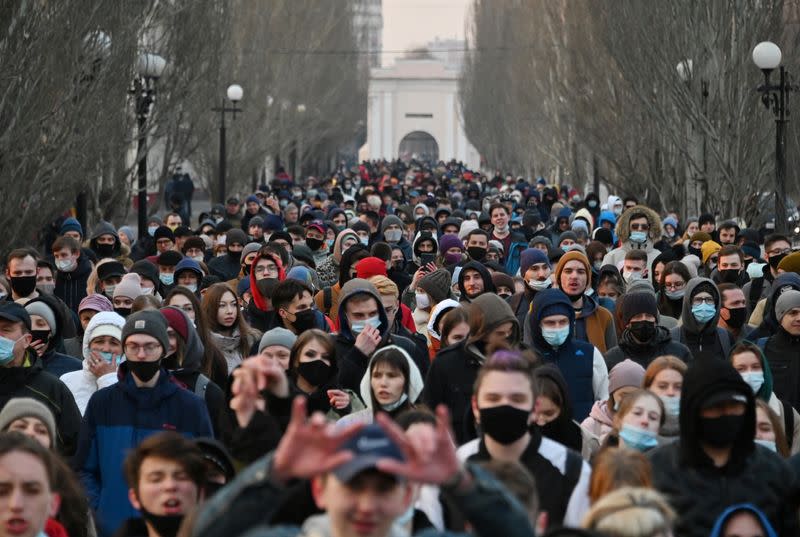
582, 486, 675, 537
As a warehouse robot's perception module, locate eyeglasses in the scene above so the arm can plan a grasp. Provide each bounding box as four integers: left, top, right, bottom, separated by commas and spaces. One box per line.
691, 297, 715, 306
630, 223, 650, 231
768, 248, 791, 257
124, 342, 162, 356
664, 282, 685, 291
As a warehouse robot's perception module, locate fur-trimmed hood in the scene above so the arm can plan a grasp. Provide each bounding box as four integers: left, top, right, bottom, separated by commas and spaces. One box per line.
615, 205, 662, 243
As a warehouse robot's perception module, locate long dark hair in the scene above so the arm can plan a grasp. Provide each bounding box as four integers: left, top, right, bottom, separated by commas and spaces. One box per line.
368, 347, 411, 415
202, 283, 258, 360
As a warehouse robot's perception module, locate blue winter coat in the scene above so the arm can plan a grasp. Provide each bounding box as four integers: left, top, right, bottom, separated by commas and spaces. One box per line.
75, 363, 213, 537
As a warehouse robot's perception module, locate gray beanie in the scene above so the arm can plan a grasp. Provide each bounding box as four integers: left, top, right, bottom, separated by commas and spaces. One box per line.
121, 310, 170, 356
258, 327, 297, 353
418, 269, 452, 304
776, 290, 800, 321
0, 398, 57, 448
24, 301, 57, 332
242, 242, 262, 259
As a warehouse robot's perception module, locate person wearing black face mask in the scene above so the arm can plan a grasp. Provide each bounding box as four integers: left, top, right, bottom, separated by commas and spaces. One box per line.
712, 246, 750, 288
288, 329, 365, 420
742, 234, 790, 313
89, 221, 122, 261
24, 296, 82, 378
458, 350, 592, 530
649, 359, 800, 537
121, 432, 207, 537
606, 292, 692, 371
272, 279, 330, 334
75, 310, 213, 536
718, 284, 752, 342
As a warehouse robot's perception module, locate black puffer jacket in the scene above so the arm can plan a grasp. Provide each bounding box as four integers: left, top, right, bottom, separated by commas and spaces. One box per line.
605, 325, 692, 370
648, 359, 800, 537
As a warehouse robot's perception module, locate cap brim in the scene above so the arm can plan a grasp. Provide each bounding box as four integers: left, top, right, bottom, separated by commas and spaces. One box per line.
0, 312, 28, 329
702, 391, 748, 409
332, 456, 400, 483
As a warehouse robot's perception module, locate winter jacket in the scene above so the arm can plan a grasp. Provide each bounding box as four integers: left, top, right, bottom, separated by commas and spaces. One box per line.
55, 255, 94, 314
605, 325, 692, 370
315, 229, 357, 288
76, 363, 213, 536
0, 350, 81, 456
762, 327, 800, 411
742, 263, 775, 312
458, 430, 591, 529
60, 312, 125, 415
208, 253, 243, 282
572, 293, 617, 354
25, 295, 83, 378
648, 359, 799, 537
525, 289, 609, 421
334, 278, 428, 392
191, 454, 534, 537
671, 277, 734, 361
601, 205, 662, 268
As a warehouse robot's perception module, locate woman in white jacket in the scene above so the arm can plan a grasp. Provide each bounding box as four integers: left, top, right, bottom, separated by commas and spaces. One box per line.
60, 311, 126, 415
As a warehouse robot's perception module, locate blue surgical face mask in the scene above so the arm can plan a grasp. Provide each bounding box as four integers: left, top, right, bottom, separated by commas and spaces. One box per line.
98, 351, 123, 366
741, 371, 765, 394
184, 284, 198, 293
351, 316, 381, 335
148, 225, 159, 237
541, 326, 569, 347
659, 395, 680, 417
755, 438, 777, 452
619, 424, 659, 452
0, 335, 22, 365
159, 273, 174, 286
630, 231, 648, 244
360, 236, 369, 246
665, 289, 685, 300
691, 302, 716, 323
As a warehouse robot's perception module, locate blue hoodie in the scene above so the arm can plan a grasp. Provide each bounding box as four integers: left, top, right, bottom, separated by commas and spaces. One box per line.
529, 288, 597, 420
709, 504, 778, 537
597, 210, 618, 244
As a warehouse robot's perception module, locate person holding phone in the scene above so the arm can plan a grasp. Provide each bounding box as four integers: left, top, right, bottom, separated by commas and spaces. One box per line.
407, 231, 439, 274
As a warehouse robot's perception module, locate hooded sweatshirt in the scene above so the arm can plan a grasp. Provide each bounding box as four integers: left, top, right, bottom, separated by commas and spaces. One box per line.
525, 289, 608, 421
380, 215, 412, 259
60, 311, 126, 415
648, 359, 799, 537
423, 293, 519, 445
25, 295, 82, 377
457, 261, 496, 303
334, 279, 427, 392
316, 228, 358, 288
601, 205, 662, 268
708, 504, 778, 537
747, 272, 800, 340
670, 277, 734, 362
89, 221, 122, 260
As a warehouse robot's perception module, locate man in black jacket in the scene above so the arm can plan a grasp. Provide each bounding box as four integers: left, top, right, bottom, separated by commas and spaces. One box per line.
649, 358, 799, 537
335, 278, 427, 393
0, 303, 81, 456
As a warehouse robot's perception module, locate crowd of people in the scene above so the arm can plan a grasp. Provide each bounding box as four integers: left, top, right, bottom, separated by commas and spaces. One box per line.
0, 159, 797, 537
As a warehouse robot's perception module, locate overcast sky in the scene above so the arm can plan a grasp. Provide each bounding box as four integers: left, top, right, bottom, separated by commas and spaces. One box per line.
381, 0, 471, 66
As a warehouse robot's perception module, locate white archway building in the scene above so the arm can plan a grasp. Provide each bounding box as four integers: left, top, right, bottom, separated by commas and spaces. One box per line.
363, 57, 480, 168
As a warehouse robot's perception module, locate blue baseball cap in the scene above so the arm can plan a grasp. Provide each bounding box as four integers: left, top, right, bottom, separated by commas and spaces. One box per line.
0, 303, 31, 331
333, 425, 405, 483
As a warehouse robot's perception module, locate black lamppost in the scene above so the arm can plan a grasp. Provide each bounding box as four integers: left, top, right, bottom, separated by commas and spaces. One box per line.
131, 52, 166, 239
753, 41, 796, 234
212, 84, 243, 204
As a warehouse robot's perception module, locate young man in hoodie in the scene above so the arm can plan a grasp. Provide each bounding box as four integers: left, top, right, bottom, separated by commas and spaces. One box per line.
525, 289, 608, 421
605, 292, 692, 370
760, 290, 800, 410
553, 251, 616, 353
335, 279, 427, 393
509, 249, 553, 329
601, 205, 662, 269
75, 310, 213, 536
456, 261, 495, 305
648, 359, 799, 537
52, 236, 93, 314
670, 277, 734, 362
424, 294, 519, 444
379, 215, 413, 260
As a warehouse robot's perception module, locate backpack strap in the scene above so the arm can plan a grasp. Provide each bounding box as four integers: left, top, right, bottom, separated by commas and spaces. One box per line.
563, 449, 583, 496
749, 277, 765, 311
194, 374, 210, 398
782, 400, 795, 450
323, 287, 332, 313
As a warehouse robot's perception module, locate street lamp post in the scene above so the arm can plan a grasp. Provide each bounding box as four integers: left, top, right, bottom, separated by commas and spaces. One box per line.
296, 103, 306, 180
132, 53, 166, 240
212, 84, 243, 204
753, 41, 796, 234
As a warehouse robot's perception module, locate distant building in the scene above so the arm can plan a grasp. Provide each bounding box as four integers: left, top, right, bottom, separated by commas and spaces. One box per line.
353, 0, 383, 69
362, 56, 480, 168
426, 37, 466, 72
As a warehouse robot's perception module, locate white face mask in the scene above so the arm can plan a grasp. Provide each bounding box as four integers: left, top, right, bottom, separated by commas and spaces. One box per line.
56, 258, 76, 272
384, 229, 402, 243
415, 292, 430, 309
528, 278, 552, 291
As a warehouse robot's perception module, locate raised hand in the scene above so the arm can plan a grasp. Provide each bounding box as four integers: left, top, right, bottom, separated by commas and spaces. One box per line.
327, 389, 351, 410
230, 355, 289, 427
354, 323, 382, 356
272, 396, 365, 483
87, 351, 117, 378
374, 404, 462, 486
